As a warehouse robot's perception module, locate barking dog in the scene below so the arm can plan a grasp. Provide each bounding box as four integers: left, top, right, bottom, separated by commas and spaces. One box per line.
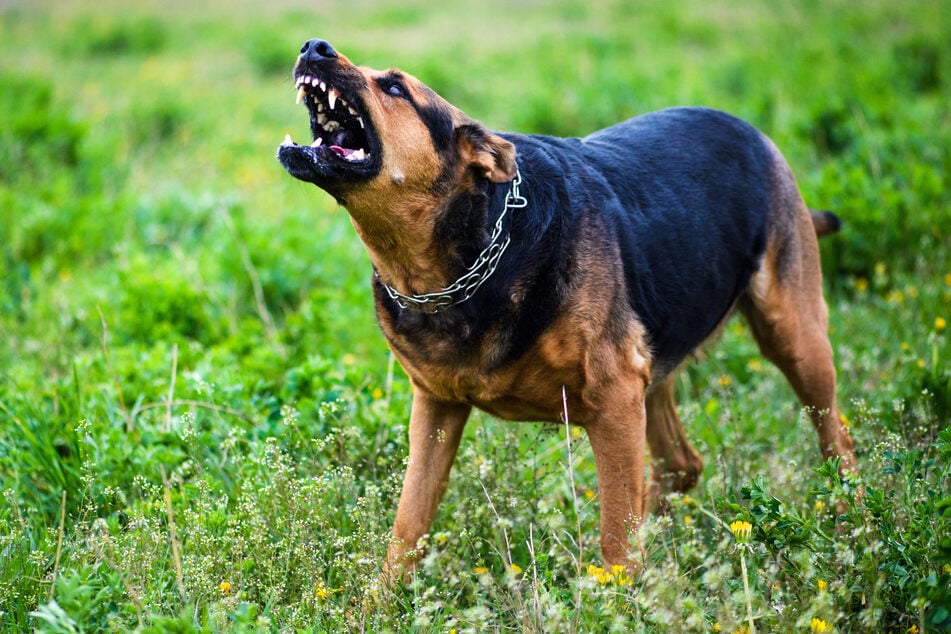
277, 39, 857, 577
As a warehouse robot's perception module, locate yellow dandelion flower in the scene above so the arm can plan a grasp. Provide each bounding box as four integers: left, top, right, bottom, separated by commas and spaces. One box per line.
571, 426, 583, 439
315, 582, 330, 600
587, 564, 613, 585
684, 515, 694, 526
945, 274, 951, 286
908, 625, 918, 634
746, 359, 763, 373
814, 500, 826, 512
713, 624, 722, 632
584, 489, 595, 500
810, 617, 831, 633
729, 520, 752, 543
817, 579, 828, 591
342, 353, 357, 365
610, 564, 633, 586
219, 580, 232, 595
839, 412, 851, 428
855, 277, 869, 292
944, 563, 951, 574
372, 387, 384, 399
718, 375, 733, 388
936, 317, 947, 332
682, 495, 694, 505
917, 359, 926, 368
509, 563, 523, 574
473, 566, 489, 575
731, 626, 750, 634
901, 341, 910, 352
887, 290, 905, 304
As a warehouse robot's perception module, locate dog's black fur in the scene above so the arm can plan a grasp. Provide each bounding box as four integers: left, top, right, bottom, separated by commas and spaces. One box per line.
277, 41, 856, 575
377, 107, 773, 378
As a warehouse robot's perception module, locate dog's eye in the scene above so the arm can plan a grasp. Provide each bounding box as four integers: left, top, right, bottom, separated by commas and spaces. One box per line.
387, 82, 406, 98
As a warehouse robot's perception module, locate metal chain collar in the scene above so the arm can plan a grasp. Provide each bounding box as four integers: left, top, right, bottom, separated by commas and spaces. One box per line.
376, 168, 526, 313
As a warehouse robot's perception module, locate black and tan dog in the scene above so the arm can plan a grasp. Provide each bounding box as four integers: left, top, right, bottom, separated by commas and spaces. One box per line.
277, 39, 857, 577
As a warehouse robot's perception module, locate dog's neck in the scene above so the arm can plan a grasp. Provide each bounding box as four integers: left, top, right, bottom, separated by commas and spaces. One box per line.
344, 179, 508, 308
346, 202, 448, 296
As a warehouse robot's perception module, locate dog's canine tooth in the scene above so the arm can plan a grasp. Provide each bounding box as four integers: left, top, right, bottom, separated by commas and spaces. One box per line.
328, 88, 338, 110
311, 137, 323, 148
358, 117, 365, 129
296, 87, 306, 105
281, 133, 294, 146
348, 106, 358, 116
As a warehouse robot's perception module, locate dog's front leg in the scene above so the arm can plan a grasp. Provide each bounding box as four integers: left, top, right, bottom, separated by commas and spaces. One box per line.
584, 382, 648, 568
386, 388, 471, 580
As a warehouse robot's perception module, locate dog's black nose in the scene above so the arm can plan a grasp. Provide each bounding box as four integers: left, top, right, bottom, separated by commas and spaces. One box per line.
300, 39, 338, 63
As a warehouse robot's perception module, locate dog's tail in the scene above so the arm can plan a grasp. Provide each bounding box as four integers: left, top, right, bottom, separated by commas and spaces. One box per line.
810, 209, 842, 238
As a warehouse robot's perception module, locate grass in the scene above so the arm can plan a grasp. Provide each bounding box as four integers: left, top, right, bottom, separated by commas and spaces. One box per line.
1, 0, 950, 631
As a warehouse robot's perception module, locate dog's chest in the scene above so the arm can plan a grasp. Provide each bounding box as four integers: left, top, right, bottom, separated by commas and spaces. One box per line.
392, 343, 568, 421
384, 309, 648, 425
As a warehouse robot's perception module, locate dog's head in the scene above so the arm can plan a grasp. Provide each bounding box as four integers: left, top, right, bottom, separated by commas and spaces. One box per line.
277, 39, 517, 214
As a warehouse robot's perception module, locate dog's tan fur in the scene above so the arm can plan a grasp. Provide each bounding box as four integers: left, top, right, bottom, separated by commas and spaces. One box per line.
278, 44, 858, 578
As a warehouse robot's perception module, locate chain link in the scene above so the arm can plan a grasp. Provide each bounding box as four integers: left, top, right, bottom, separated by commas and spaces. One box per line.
377, 168, 526, 313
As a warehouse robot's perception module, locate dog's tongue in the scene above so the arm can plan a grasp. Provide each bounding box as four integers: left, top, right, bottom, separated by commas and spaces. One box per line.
330, 145, 352, 158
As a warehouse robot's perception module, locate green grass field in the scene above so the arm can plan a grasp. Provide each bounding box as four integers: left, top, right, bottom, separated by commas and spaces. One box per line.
2, 0, 950, 631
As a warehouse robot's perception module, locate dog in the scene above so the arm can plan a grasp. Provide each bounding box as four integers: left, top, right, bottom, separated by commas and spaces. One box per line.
277, 38, 858, 578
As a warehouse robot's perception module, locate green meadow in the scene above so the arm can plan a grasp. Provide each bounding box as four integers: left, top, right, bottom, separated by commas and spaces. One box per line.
1, 0, 950, 631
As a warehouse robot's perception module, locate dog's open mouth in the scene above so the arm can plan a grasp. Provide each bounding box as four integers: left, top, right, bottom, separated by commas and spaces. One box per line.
278, 71, 378, 185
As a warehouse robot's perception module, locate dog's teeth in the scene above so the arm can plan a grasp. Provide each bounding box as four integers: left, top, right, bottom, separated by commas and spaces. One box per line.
281, 133, 294, 146
348, 106, 357, 116
358, 117, 365, 129
328, 88, 338, 110
317, 113, 327, 125
311, 138, 323, 147
296, 87, 306, 104
316, 102, 324, 112
310, 77, 318, 88
324, 120, 340, 132
351, 148, 366, 161
319, 80, 326, 92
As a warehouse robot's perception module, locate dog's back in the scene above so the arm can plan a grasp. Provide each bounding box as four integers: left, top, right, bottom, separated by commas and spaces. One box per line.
509, 107, 777, 374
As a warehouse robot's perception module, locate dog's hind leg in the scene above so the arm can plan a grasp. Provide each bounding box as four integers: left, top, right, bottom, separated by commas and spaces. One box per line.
740, 200, 857, 476
645, 375, 704, 513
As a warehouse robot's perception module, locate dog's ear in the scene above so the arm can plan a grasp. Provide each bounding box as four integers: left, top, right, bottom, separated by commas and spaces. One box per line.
455, 122, 517, 183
